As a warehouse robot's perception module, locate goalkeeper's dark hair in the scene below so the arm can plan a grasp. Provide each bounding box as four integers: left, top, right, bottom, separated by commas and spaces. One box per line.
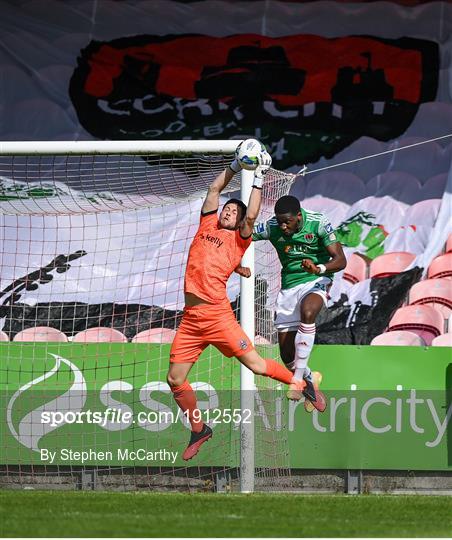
224, 198, 247, 221
274, 195, 301, 216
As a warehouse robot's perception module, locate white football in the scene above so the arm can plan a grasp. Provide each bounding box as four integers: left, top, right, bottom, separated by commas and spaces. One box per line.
235, 138, 265, 171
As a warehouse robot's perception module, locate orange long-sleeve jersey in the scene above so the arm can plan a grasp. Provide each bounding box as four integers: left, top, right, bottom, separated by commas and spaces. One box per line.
184, 211, 252, 304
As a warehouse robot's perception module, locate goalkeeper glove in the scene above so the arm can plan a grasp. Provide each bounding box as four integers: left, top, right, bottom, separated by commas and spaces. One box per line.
253, 151, 272, 189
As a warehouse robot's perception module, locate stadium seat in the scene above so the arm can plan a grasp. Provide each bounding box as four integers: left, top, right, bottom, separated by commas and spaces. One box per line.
431, 333, 452, 347
329, 137, 387, 181
369, 252, 416, 279
13, 326, 68, 342
0, 330, 10, 342
343, 253, 367, 284
73, 327, 128, 343
131, 328, 176, 343
389, 137, 445, 181
382, 225, 425, 256
370, 330, 425, 346
403, 103, 452, 147
297, 196, 348, 228
427, 253, 452, 279
304, 172, 366, 205
388, 305, 444, 346
446, 233, 452, 254
346, 195, 405, 230
421, 174, 447, 199
409, 278, 452, 319
254, 335, 272, 345
366, 172, 422, 204
401, 198, 441, 229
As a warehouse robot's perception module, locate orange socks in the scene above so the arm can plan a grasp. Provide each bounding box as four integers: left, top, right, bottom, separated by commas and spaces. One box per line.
264, 358, 294, 385
170, 380, 203, 433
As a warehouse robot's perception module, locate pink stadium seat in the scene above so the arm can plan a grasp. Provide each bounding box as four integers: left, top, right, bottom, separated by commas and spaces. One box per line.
343, 253, 367, 284
254, 335, 272, 345
13, 326, 68, 342
0, 330, 10, 342
131, 328, 176, 343
371, 330, 425, 346
369, 252, 416, 279
427, 253, 452, 279
409, 278, 452, 319
388, 305, 444, 346
73, 327, 128, 343
431, 333, 452, 347
446, 233, 452, 254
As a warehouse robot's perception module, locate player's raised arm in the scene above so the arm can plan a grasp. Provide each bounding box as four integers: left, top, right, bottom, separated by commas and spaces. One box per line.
201, 160, 241, 215
240, 150, 272, 238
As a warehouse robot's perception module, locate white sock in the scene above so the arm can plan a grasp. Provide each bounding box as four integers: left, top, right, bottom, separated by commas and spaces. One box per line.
294, 323, 316, 380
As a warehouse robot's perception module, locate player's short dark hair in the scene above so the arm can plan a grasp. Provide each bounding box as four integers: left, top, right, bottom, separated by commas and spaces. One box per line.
274, 195, 301, 216
224, 198, 247, 221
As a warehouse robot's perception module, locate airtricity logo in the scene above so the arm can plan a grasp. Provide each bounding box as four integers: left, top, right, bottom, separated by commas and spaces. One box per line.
6, 354, 87, 452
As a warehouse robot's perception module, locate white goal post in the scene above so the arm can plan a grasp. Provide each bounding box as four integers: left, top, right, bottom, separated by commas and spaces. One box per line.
0, 140, 295, 493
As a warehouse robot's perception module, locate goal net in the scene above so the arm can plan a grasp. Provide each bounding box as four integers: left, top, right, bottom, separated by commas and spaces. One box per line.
0, 141, 295, 492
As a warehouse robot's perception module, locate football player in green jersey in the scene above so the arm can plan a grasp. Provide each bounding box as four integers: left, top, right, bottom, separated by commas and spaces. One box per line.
249, 195, 346, 411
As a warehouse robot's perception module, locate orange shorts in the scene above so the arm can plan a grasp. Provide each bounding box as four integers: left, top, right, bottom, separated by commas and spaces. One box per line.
169, 302, 254, 364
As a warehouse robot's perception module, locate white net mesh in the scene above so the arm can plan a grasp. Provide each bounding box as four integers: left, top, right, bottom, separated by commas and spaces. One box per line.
0, 154, 236, 214
0, 147, 295, 492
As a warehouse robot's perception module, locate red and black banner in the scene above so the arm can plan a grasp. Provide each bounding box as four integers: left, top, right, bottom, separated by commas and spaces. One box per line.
70, 34, 438, 167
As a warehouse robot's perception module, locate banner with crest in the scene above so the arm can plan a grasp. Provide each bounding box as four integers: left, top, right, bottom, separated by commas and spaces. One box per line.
0, 0, 450, 343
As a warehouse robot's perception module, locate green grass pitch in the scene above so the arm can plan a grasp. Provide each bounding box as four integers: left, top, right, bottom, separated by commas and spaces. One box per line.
0, 491, 451, 537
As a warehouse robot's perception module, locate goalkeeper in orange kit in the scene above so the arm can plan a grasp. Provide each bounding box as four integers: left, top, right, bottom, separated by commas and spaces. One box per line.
167, 142, 307, 461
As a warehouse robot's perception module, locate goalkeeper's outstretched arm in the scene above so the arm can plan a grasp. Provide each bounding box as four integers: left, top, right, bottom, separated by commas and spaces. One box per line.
201, 165, 238, 215
240, 150, 272, 238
